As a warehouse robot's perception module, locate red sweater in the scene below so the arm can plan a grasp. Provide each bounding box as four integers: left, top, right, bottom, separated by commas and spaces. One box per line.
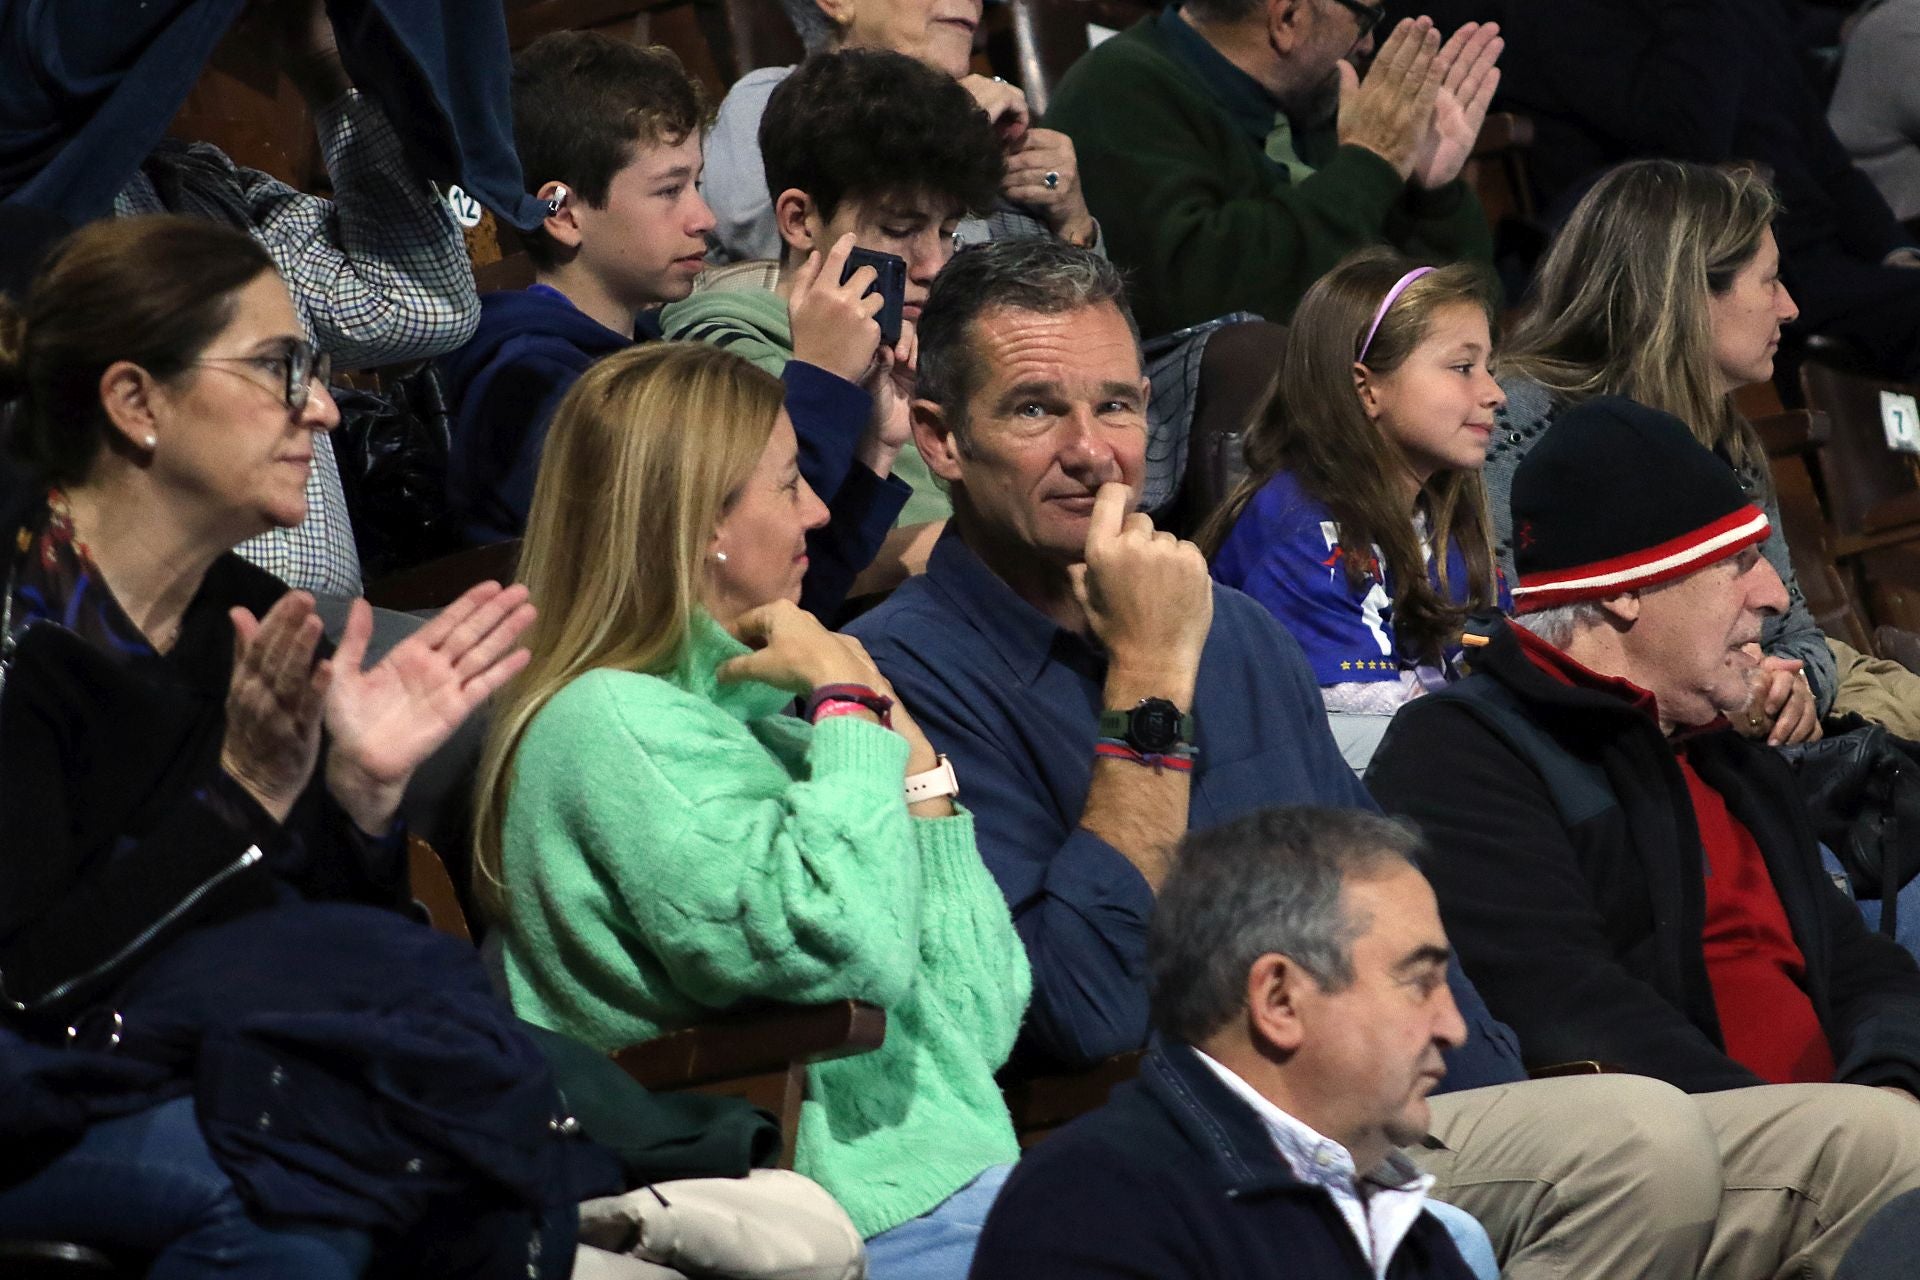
1515, 627, 1833, 1083
1679, 750, 1834, 1083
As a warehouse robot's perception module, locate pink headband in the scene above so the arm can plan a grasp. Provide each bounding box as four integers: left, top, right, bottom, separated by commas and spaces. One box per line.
1356, 266, 1437, 364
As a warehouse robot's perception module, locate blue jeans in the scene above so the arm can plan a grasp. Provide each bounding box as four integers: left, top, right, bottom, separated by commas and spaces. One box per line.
1427, 1198, 1499, 1280
1837, 1186, 1920, 1280
0, 1097, 371, 1279
1820, 845, 1920, 960
864, 1163, 1012, 1280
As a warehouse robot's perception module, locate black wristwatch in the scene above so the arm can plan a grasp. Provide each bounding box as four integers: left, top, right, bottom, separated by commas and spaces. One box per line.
1099, 698, 1195, 754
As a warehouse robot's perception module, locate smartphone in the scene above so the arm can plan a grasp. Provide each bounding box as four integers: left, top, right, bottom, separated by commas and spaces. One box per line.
840, 247, 907, 349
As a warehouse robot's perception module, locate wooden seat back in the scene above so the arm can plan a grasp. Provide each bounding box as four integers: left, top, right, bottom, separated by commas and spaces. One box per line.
1799, 361, 1920, 633
1752, 410, 1875, 654
365, 540, 523, 614
1799, 361, 1920, 538
724, 0, 807, 73
1000, 1051, 1143, 1148
1467, 112, 1536, 229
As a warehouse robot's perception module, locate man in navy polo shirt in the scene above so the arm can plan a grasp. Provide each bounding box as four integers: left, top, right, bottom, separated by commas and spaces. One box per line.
848, 238, 1885, 1280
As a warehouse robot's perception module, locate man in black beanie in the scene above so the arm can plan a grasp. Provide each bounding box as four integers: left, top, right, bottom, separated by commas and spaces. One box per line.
1369, 395, 1920, 1279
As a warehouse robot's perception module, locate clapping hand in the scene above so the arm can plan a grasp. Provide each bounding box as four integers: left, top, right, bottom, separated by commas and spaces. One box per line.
324, 583, 536, 835
1336, 18, 1442, 181
223, 592, 332, 824
1408, 22, 1503, 191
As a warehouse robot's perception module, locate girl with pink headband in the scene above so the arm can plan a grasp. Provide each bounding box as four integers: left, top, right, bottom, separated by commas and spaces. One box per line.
1198, 249, 1509, 771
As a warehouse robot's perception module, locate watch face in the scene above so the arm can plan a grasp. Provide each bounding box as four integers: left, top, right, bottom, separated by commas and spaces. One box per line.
1129, 699, 1182, 754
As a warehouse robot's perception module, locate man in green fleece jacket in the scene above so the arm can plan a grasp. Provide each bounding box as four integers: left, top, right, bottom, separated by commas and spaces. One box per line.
1044, 4, 1502, 336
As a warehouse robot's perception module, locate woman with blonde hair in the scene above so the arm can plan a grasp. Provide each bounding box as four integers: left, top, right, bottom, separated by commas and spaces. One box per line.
1487, 158, 1831, 745
475, 341, 1028, 1280
1199, 249, 1508, 770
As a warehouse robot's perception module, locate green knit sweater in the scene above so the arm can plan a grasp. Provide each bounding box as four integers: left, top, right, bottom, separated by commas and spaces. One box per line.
1044, 13, 1493, 336
662, 276, 952, 526
499, 611, 1028, 1237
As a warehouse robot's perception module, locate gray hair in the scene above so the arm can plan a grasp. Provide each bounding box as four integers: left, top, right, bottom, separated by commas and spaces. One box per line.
779, 0, 837, 53
1515, 600, 1609, 649
916, 238, 1138, 444
1148, 807, 1422, 1045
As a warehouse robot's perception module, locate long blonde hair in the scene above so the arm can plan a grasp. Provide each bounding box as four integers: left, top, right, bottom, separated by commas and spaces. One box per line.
472, 342, 786, 920
1198, 248, 1502, 665
1501, 159, 1782, 479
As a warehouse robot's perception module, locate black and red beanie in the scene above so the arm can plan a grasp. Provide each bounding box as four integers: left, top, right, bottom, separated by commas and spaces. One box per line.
1508, 395, 1770, 614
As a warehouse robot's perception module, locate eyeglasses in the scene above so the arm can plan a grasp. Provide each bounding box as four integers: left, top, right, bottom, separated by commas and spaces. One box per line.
1324, 0, 1385, 44
192, 341, 333, 414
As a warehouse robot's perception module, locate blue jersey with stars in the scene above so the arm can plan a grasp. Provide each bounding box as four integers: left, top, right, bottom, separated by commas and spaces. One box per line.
1210, 470, 1507, 687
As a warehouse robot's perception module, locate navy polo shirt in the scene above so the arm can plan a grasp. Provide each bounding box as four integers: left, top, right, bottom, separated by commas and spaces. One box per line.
849, 529, 1525, 1087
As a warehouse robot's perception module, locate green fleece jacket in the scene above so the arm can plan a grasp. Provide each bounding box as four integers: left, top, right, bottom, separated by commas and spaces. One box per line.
499, 610, 1028, 1237
662, 279, 952, 526
1044, 12, 1493, 336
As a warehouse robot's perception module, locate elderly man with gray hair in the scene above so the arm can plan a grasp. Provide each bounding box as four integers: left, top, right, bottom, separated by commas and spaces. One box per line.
1370, 395, 1920, 1279
968, 806, 1476, 1278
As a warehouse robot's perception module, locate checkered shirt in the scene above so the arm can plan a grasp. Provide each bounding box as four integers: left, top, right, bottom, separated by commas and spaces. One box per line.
117, 89, 481, 596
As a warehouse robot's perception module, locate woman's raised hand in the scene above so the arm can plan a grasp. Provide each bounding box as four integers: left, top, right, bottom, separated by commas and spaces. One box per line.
223, 592, 332, 823
324, 583, 536, 835
959, 74, 1031, 148
717, 600, 887, 696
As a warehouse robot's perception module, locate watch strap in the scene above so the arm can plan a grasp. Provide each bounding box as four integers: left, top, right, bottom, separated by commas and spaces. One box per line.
904, 754, 959, 804
1097, 705, 1196, 745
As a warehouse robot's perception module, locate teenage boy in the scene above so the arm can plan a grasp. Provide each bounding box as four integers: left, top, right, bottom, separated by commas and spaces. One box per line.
441, 32, 905, 614
663, 47, 1004, 540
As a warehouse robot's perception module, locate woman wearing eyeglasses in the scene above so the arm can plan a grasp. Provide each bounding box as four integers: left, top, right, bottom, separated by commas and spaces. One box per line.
0, 216, 579, 1277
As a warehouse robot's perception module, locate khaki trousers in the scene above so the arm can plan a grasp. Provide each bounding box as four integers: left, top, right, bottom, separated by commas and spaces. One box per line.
1829, 638, 1920, 739
1411, 1075, 1920, 1280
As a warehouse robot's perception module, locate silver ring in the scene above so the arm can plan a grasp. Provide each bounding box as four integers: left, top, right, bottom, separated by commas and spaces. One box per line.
1044, 170, 1060, 190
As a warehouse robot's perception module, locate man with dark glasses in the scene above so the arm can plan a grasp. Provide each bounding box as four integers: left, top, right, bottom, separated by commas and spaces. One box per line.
1043, 0, 1501, 338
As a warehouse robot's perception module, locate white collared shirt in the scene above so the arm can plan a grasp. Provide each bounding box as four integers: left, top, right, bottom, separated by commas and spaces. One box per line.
1196, 1051, 1437, 1280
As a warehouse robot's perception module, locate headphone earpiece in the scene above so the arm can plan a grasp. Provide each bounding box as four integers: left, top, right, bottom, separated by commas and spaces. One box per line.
543, 184, 570, 217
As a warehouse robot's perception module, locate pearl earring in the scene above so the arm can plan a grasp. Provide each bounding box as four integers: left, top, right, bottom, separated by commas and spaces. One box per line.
713, 550, 728, 564
142, 434, 157, 450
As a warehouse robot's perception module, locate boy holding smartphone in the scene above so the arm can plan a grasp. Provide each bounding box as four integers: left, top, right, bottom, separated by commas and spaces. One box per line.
663, 47, 1004, 547
440, 32, 906, 613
